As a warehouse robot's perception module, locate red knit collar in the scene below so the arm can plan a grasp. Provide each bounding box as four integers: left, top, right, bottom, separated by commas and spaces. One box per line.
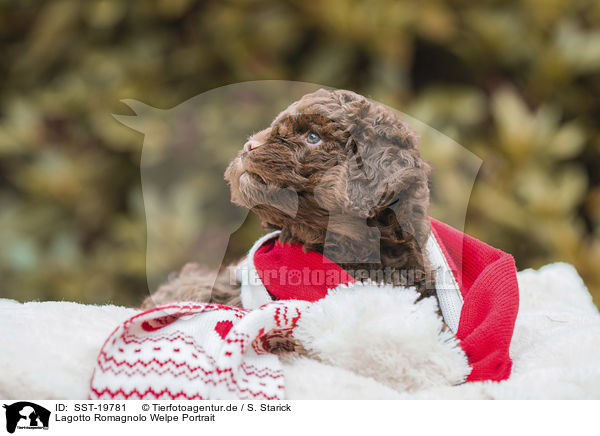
253, 237, 355, 302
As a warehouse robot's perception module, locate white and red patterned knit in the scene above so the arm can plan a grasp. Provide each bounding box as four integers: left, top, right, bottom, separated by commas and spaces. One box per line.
89, 300, 309, 400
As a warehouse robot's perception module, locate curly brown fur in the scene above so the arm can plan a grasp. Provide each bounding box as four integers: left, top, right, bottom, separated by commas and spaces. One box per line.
140, 263, 241, 309
143, 88, 435, 309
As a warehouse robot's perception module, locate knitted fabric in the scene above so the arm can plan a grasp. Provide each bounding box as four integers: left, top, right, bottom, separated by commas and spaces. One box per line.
251, 218, 519, 382
89, 300, 309, 399
253, 239, 356, 302
90, 218, 519, 399
430, 218, 519, 381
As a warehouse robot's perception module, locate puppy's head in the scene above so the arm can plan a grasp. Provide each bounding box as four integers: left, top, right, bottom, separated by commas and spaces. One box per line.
225, 89, 431, 249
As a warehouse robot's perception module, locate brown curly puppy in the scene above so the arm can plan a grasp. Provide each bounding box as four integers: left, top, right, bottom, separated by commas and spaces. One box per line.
142, 89, 434, 309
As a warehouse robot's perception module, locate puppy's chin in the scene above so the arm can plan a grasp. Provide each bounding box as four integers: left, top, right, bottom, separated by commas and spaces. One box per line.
224, 156, 245, 205
225, 157, 298, 221
225, 158, 260, 209
237, 171, 265, 205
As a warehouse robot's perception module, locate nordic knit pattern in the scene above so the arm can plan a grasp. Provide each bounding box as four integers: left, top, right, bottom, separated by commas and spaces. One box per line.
89, 300, 309, 400
90, 218, 519, 399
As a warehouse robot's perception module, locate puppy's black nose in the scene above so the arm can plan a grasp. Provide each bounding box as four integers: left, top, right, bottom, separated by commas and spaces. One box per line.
244, 140, 262, 152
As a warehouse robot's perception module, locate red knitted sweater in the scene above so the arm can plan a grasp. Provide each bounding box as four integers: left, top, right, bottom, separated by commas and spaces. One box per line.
253, 218, 520, 382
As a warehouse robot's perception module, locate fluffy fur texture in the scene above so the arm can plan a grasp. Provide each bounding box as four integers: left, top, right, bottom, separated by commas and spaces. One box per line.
143, 88, 434, 308
2, 263, 600, 399
292, 283, 469, 392
0, 300, 137, 399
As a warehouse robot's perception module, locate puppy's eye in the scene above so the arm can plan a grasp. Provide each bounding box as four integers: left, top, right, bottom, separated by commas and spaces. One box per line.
306, 132, 322, 145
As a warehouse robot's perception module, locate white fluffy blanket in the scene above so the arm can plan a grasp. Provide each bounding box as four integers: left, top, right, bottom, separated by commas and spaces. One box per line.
1, 262, 599, 399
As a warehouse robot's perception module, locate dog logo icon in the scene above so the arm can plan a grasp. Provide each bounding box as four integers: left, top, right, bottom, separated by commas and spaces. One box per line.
3, 402, 50, 433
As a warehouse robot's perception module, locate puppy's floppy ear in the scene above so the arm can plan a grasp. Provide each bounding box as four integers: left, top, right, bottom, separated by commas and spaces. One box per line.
340, 100, 431, 220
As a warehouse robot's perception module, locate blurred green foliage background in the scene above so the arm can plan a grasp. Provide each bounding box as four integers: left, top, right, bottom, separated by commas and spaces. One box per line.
0, 0, 599, 307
